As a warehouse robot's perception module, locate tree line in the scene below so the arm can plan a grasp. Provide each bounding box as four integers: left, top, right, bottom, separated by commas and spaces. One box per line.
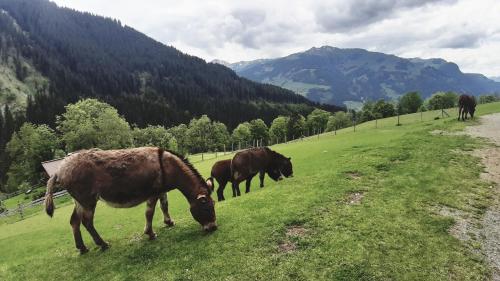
0, 99, 345, 193
358, 91, 500, 123
1, 92, 499, 194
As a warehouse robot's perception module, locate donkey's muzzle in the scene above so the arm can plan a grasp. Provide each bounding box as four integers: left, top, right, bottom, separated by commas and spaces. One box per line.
203, 222, 218, 232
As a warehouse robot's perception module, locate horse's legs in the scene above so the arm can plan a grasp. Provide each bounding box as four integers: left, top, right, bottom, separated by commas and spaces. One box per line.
80, 202, 108, 250
144, 196, 158, 240
245, 174, 256, 193
159, 193, 174, 227
458, 106, 462, 121
232, 181, 241, 197
259, 170, 265, 188
70, 205, 88, 254
217, 180, 227, 201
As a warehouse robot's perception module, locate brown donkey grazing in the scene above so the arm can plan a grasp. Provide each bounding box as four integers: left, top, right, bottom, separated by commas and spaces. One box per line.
207, 159, 232, 201
458, 94, 477, 121
230, 147, 293, 199
208, 156, 289, 201
44, 147, 216, 254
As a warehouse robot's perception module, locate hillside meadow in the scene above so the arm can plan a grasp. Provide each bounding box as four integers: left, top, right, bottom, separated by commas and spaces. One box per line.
1, 102, 500, 280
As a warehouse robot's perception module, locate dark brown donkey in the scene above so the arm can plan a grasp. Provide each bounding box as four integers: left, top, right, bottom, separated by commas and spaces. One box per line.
208, 159, 280, 201
230, 147, 293, 198
44, 147, 216, 254
458, 94, 477, 121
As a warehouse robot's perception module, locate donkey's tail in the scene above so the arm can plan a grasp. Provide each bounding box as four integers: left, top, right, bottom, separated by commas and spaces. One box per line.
44, 174, 58, 217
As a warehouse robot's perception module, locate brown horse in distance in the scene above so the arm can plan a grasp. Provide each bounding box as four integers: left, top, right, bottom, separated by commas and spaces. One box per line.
208, 158, 282, 201
231, 147, 293, 198
44, 147, 216, 254
458, 94, 477, 121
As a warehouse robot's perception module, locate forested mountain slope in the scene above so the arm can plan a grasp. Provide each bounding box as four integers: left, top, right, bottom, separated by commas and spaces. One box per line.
0, 0, 340, 129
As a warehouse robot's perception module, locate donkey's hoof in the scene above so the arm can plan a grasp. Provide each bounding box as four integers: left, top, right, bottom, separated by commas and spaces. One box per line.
145, 232, 157, 240
79, 247, 89, 255
100, 243, 110, 251
164, 219, 175, 227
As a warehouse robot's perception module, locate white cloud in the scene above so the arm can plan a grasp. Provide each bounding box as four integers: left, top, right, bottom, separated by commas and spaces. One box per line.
51, 0, 500, 77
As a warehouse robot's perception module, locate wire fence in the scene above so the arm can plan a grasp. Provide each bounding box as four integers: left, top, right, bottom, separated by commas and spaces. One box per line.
0, 190, 68, 218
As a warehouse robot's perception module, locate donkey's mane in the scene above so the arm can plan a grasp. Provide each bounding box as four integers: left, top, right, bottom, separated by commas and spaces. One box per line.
165, 149, 208, 191
267, 148, 286, 159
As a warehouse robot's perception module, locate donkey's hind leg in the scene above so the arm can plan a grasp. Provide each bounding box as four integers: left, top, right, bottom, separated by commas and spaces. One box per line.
144, 197, 158, 240
216, 180, 227, 201
159, 193, 174, 227
80, 202, 109, 251
232, 181, 241, 197
70, 205, 88, 255
245, 174, 256, 193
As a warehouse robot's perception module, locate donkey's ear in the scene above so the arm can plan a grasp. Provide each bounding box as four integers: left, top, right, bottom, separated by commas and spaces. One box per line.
206, 179, 214, 192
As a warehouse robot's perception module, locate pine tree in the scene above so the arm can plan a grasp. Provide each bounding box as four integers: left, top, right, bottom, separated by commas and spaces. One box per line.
0, 109, 4, 148
3, 104, 14, 145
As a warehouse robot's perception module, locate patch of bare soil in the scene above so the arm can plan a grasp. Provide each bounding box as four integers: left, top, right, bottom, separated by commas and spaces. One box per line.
464, 113, 500, 280
278, 241, 297, 253
278, 225, 309, 253
345, 171, 362, 180
286, 225, 308, 238
346, 192, 365, 205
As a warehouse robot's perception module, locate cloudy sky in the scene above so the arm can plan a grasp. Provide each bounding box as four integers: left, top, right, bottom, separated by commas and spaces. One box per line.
52, 0, 500, 77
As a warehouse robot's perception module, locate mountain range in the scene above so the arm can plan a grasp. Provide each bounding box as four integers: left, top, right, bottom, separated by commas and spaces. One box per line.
0, 0, 340, 129
222, 46, 500, 109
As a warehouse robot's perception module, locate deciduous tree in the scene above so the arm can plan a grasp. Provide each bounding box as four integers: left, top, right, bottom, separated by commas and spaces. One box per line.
56, 99, 132, 151
5, 123, 59, 191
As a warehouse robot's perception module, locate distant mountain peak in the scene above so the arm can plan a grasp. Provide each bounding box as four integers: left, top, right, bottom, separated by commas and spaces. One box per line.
226, 47, 500, 109
210, 59, 230, 67
490, 76, 500, 82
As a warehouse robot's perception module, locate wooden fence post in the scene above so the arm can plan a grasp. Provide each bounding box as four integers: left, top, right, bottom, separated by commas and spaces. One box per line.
18, 203, 23, 219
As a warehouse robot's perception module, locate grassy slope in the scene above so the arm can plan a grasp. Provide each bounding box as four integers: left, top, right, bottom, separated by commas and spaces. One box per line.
0, 102, 499, 280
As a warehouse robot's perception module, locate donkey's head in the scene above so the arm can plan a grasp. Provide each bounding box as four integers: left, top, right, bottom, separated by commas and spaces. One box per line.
190, 180, 217, 232
268, 151, 293, 180
279, 157, 293, 178
470, 101, 477, 119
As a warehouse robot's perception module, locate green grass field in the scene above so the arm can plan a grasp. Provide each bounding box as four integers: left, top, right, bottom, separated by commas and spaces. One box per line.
1, 102, 499, 280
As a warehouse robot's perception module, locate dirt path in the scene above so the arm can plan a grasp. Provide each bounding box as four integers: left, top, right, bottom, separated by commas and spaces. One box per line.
465, 113, 500, 280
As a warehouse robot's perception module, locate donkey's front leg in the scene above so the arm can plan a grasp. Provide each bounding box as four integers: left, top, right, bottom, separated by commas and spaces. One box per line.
144, 197, 158, 240
159, 193, 174, 227
259, 170, 265, 188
